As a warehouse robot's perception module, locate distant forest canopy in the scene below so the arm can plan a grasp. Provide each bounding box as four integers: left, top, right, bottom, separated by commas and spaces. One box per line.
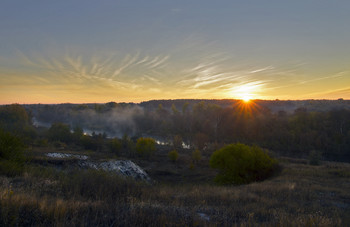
1, 99, 350, 162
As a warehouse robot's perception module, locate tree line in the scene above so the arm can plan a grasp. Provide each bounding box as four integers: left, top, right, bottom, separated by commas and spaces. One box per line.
2, 99, 350, 162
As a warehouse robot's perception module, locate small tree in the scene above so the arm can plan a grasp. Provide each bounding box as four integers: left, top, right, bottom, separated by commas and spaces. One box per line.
210, 143, 278, 185
308, 150, 322, 165
121, 134, 136, 157
168, 150, 179, 162
47, 122, 72, 143
192, 149, 202, 163
194, 132, 208, 150
0, 129, 26, 176
173, 135, 183, 150
109, 138, 122, 155
0, 129, 24, 161
72, 126, 83, 144
136, 137, 156, 158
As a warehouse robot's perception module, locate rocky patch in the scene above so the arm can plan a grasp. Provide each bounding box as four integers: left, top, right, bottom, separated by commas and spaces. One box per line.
79, 160, 152, 183
45, 153, 151, 183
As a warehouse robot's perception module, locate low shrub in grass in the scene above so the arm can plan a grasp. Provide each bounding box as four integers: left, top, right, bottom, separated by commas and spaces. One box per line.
0, 129, 26, 176
0, 129, 24, 161
168, 150, 179, 162
192, 149, 202, 163
60, 169, 143, 201
210, 143, 278, 185
109, 138, 122, 155
308, 150, 322, 165
136, 137, 156, 158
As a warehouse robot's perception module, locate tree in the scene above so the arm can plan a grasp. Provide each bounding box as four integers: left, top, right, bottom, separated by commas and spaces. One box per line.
0, 129, 26, 176
182, 102, 190, 115
210, 143, 277, 185
192, 149, 202, 163
0, 104, 30, 127
136, 137, 156, 158
109, 138, 122, 154
47, 122, 72, 143
171, 104, 179, 115
0, 104, 36, 139
173, 135, 183, 150
168, 150, 179, 162
72, 126, 83, 144
0, 129, 24, 161
194, 132, 209, 150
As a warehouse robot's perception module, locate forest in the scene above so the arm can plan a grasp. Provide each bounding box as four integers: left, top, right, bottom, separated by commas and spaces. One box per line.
23, 99, 350, 162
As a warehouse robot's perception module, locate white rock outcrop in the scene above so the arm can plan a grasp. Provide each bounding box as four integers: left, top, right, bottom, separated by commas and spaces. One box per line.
45, 153, 151, 182
79, 160, 152, 182
46, 152, 88, 160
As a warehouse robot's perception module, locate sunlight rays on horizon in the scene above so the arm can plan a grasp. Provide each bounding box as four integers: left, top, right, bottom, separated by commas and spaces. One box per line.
1, 47, 350, 104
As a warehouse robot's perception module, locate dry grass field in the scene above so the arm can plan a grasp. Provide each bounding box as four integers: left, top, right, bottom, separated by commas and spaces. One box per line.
0, 147, 349, 226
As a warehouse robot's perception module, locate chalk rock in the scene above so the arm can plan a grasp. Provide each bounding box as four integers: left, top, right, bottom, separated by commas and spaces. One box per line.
79, 160, 151, 182
46, 152, 88, 160
45, 153, 151, 182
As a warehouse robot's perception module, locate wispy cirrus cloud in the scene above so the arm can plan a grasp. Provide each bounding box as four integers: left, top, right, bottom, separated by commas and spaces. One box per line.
299, 71, 347, 84
2, 45, 350, 103
11, 50, 170, 91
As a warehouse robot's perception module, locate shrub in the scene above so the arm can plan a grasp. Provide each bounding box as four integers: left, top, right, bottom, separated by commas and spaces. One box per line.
168, 150, 179, 162
47, 122, 72, 143
0, 104, 31, 133
136, 137, 156, 158
308, 150, 322, 165
0, 129, 24, 162
109, 138, 122, 154
60, 169, 142, 201
0, 129, 26, 176
210, 143, 278, 185
192, 149, 202, 163
80, 135, 104, 151
173, 135, 183, 149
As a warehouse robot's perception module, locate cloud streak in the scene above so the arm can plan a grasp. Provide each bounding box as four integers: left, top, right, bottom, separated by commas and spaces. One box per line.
2, 45, 350, 104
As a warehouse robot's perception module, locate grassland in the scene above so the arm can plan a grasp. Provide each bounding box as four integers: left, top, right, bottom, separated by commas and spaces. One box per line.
0, 146, 349, 226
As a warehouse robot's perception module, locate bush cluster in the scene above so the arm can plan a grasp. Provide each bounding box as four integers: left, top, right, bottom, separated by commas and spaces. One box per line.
136, 137, 156, 158
210, 143, 278, 185
168, 150, 179, 162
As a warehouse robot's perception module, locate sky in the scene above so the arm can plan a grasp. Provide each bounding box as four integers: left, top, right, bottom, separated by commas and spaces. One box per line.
1, 0, 350, 104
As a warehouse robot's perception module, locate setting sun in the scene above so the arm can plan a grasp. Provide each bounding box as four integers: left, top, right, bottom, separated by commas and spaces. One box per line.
242, 96, 251, 103
232, 82, 261, 102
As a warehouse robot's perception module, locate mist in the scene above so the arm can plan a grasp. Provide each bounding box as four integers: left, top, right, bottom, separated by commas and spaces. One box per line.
27, 103, 144, 138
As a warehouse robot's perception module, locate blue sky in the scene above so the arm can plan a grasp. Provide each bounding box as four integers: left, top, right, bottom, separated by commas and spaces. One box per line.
1, 0, 350, 103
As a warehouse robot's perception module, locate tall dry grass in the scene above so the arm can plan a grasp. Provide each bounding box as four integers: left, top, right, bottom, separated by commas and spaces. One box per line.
0, 159, 349, 226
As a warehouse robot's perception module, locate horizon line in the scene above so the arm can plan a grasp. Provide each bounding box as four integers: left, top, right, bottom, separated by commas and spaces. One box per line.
1, 98, 349, 106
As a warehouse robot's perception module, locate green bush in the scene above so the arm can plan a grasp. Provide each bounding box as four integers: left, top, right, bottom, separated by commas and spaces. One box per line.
0, 129, 24, 162
308, 150, 322, 165
109, 138, 122, 154
168, 150, 179, 162
0, 104, 31, 133
210, 143, 278, 185
136, 137, 156, 158
0, 160, 25, 177
0, 129, 26, 176
47, 122, 72, 143
192, 149, 202, 163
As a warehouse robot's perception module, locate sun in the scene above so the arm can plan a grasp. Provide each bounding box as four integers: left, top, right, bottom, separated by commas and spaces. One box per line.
239, 92, 253, 103
233, 83, 261, 102
242, 96, 251, 103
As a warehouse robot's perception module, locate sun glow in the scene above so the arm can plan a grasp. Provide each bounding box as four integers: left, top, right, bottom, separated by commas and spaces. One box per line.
233, 83, 261, 102
242, 96, 251, 103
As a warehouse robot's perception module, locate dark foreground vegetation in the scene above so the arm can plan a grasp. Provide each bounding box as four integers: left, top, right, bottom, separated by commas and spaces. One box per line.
0, 152, 349, 226
0, 100, 350, 226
